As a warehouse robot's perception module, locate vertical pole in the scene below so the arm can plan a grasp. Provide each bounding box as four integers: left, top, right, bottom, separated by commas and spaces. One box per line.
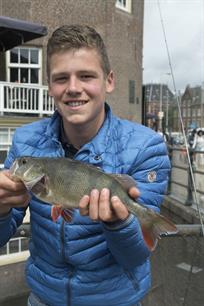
159, 83, 163, 130
185, 149, 194, 206
166, 88, 169, 133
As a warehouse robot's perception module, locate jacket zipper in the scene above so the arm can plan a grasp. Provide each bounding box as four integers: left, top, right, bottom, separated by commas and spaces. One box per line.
60, 219, 65, 260
125, 269, 139, 291
68, 270, 74, 306
60, 219, 74, 306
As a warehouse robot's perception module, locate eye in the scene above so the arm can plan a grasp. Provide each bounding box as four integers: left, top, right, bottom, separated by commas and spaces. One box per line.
81, 74, 95, 80
53, 76, 67, 83
22, 158, 27, 165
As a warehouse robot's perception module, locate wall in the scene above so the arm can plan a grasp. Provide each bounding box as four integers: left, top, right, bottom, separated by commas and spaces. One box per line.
0, 0, 144, 122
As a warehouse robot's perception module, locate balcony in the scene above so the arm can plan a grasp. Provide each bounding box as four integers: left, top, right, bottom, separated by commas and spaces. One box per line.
0, 81, 55, 117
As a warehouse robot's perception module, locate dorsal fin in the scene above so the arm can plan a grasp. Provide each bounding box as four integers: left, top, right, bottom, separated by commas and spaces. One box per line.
110, 174, 136, 193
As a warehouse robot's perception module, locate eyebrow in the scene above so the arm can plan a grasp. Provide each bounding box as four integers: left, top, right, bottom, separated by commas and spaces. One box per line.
51, 70, 99, 78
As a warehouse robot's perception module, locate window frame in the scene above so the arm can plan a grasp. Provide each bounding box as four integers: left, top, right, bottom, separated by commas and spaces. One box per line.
116, 0, 132, 13
6, 47, 43, 85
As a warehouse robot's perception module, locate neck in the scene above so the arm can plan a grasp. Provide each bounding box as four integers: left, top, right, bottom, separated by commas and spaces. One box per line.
62, 114, 105, 149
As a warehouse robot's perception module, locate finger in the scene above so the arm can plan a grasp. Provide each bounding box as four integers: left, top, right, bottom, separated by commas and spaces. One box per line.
111, 196, 129, 220
98, 188, 112, 221
0, 188, 29, 200
128, 186, 140, 199
79, 195, 90, 216
0, 193, 30, 208
0, 170, 26, 192
0, 195, 30, 216
89, 189, 99, 221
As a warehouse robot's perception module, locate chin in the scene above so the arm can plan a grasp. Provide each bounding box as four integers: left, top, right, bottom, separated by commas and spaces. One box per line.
64, 115, 87, 126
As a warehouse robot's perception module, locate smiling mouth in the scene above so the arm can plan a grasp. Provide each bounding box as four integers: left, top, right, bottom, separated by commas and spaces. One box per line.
64, 100, 88, 107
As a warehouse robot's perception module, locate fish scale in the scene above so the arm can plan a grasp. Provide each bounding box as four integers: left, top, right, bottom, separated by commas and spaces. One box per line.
10, 156, 178, 251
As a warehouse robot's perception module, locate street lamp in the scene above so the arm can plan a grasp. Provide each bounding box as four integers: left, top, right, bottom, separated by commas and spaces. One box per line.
158, 72, 171, 132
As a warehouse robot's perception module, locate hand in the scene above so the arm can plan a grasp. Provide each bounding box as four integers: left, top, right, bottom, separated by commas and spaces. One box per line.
79, 186, 140, 223
0, 170, 30, 216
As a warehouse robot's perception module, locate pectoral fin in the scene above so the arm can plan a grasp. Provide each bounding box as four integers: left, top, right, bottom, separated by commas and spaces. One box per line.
51, 205, 62, 222
51, 205, 74, 223
61, 209, 74, 222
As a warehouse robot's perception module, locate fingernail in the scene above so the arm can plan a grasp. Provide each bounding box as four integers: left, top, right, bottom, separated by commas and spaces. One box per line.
101, 188, 109, 195
91, 189, 99, 196
111, 196, 119, 202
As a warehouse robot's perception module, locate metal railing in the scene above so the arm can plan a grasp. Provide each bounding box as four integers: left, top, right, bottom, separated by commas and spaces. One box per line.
168, 145, 204, 210
0, 81, 55, 116
0, 236, 29, 256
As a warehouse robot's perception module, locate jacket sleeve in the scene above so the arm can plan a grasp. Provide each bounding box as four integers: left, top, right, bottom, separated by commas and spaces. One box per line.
102, 214, 150, 269
0, 136, 26, 247
130, 131, 171, 212
0, 208, 26, 247
102, 130, 170, 269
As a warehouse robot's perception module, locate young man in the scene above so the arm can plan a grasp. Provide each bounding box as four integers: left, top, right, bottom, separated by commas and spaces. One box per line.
0, 25, 170, 306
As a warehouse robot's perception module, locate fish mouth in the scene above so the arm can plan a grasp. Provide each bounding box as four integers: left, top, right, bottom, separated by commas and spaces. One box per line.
10, 159, 45, 190
23, 173, 45, 190
31, 176, 48, 195
10, 159, 19, 177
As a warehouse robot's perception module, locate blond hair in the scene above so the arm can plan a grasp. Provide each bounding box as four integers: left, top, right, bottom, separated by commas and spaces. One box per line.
47, 24, 111, 77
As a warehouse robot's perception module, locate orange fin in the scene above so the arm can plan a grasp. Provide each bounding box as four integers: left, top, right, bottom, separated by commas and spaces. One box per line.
61, 209, 74, 222
51, 205, 62, 222
140, 209, 178, 252
141, 226, 159, 251
51, 205, 74, 223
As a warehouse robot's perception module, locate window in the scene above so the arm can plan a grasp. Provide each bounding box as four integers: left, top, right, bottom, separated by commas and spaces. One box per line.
0, 127, 15, 167
116, 0, 132, 13
183, 109, 186, 117
0, 127, 15, 150
129, 80, 135, 104
6, 47, 42, 84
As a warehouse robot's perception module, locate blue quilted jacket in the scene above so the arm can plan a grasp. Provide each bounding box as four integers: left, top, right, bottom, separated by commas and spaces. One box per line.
0, 104, 170, 306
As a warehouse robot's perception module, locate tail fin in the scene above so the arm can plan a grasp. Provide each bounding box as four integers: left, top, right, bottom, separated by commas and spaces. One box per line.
140, 209, 178, 251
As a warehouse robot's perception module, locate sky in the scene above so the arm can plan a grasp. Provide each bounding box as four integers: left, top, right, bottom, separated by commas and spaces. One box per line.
143, 0, 204, 93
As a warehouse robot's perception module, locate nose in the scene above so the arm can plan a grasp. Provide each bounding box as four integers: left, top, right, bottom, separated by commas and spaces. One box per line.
65, 76, 82, 96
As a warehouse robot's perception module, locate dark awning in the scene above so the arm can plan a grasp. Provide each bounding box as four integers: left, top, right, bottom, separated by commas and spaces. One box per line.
0, 16, 47, 51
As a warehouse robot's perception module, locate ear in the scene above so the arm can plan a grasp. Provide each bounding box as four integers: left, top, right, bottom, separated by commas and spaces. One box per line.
105, 70, 115, 93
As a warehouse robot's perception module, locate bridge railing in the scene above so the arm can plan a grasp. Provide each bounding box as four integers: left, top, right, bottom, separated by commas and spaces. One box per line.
168, 145, 204, 210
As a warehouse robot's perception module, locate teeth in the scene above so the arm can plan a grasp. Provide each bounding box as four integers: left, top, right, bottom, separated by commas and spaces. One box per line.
66, 101, 86, 107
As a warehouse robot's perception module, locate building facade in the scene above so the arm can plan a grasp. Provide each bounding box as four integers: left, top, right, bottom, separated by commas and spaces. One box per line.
143, 83, 175, 131
0, 0, 144, 120
0, 0, 144, 166
180, 85, 204, 130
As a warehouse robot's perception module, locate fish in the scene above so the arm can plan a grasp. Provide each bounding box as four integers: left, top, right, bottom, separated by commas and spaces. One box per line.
10, 156, 178, 251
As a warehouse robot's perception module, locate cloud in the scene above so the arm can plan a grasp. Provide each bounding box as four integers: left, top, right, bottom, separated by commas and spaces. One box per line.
143, 0, 204, 92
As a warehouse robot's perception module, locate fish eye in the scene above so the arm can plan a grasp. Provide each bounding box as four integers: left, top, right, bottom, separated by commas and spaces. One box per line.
21, 158, 27, 165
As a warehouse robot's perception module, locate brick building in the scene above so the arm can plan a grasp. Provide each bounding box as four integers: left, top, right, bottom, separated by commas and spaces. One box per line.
143, 83, 175, 131
179, 85, 204, 130
0, 0, 144, 121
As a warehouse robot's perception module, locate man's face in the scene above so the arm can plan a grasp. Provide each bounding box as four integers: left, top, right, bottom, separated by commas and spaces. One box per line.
48, 48, 114, 130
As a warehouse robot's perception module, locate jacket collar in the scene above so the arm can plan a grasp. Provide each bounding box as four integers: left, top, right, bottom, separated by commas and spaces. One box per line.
44, 103, 115, 164
45, 110, 61, 141
76, 103, 115, 165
